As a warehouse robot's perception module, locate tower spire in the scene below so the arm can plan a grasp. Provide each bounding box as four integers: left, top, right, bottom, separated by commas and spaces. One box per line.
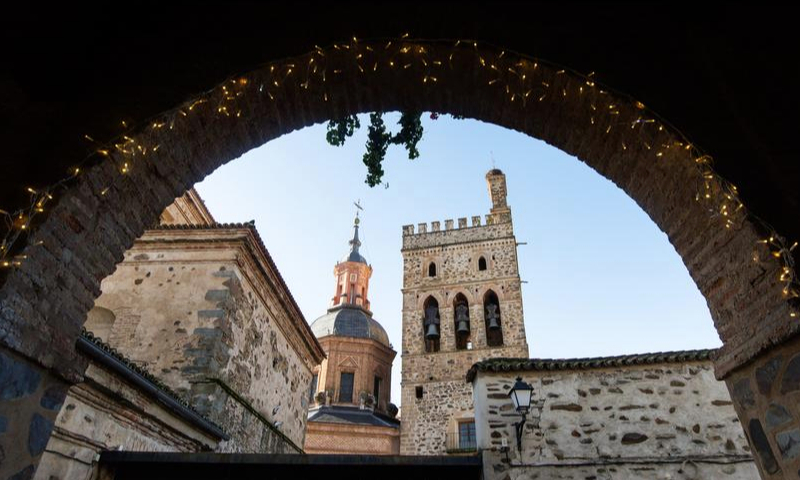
349, 199, 364, 256
349, 214, 362, 254
331, 201, 373, 309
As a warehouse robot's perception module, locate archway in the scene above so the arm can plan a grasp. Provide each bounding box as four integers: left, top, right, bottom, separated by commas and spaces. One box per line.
0, 39, 796, 477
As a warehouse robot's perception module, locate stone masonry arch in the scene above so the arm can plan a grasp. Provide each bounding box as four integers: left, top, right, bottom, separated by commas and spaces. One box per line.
0, 39, 796, 477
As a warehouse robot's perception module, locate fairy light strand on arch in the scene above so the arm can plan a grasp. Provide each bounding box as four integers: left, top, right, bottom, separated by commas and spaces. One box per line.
0, 36, 797, 316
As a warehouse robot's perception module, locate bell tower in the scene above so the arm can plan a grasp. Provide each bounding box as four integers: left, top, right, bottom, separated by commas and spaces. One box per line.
331, 215, 373, 311
399, 168, 529, 455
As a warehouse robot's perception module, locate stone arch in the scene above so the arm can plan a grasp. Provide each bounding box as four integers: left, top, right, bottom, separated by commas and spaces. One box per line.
422, 295, 441, 353
420, 255, 442, 279
415, 291, 445, 311
448, 287, 476, 305
427, 261, 437, 278
470, 251, 492, 274
0, 39, 795, 476
475, 284, 507, 303
453, 292, 471, 351
483, 289, 504, 347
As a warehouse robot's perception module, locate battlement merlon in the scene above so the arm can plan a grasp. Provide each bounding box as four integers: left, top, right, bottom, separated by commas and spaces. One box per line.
401, 213, 514, 250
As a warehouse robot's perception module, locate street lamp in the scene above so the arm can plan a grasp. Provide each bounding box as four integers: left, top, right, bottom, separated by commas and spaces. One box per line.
508, 376, 534, 452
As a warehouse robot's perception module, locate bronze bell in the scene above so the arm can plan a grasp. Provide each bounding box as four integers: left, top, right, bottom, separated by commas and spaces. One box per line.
457, 319, 470, 334
455, 303, 470, 335
486, 304, 501, 330
426, 322, 440, 340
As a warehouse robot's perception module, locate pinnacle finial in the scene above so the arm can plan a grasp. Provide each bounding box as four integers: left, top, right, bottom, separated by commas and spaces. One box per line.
349, 200, 363, 252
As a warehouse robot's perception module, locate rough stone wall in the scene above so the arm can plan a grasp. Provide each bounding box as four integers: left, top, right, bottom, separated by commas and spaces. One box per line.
34, 362, 218, 480
473, 361, 757, 480
191, 380, 300, 454
304, 422, 399, 455
725, 334, 800, 479
0, 350, 70, 479
90, 228, 318, 450
400, 202, 528, 455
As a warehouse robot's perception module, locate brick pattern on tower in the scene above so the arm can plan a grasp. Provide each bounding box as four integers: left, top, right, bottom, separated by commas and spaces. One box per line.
400, 169, 529, 455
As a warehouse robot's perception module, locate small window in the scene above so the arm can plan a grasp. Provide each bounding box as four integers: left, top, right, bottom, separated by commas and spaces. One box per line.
478, 256, 487, 271
309, 374, 318, 403
350, 273, 357, 282
374, 376, 382, 402
428, 262, 437, 277
339, 372, 354, 403
415, 386, 424, 399
458, 421, 477, 450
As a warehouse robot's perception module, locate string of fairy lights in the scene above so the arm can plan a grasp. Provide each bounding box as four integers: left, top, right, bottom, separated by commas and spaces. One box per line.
0, 36, 797, 319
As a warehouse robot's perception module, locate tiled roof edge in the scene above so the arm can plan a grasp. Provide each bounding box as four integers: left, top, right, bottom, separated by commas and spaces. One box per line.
466, 348, 717, 383
78, 328, 228, 440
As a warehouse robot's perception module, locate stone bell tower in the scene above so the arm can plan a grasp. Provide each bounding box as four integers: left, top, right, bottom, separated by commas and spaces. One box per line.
399, 168, 529, 455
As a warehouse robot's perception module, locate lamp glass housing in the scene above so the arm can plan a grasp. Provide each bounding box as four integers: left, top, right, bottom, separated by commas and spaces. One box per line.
509, 377, 533, 414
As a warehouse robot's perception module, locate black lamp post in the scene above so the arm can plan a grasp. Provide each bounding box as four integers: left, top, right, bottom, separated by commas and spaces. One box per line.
508, 376, 534, 453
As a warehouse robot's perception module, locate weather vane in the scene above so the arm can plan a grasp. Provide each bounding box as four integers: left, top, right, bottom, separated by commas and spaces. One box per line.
490, 151, 496, 169
353, 199, 363, 221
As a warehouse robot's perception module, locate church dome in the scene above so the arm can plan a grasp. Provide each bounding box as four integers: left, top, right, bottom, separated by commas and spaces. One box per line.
310, 305, 391, 347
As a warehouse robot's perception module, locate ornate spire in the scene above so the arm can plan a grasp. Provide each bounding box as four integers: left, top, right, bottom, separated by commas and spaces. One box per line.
331, 202, 373, 310
349, 214, 362, 255
341, 200, 367, 264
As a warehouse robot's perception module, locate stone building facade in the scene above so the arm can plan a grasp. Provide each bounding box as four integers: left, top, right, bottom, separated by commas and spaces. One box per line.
79, 190, 325, 453
34, 331, 226, 480
400, 169, 529, 455
305, 216, 400, 455
468, 351, 758, 479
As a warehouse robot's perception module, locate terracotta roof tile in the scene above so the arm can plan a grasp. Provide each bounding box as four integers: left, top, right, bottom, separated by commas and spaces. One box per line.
466, 349, 716, 382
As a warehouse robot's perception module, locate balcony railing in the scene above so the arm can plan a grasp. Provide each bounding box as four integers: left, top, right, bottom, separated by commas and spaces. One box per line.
445, 431, 477, 454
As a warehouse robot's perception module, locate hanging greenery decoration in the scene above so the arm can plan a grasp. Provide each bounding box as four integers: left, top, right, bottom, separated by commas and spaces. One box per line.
326, 111, 424, 186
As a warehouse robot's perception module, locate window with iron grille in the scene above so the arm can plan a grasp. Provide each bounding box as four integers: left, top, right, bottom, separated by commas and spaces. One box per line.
459, 421, 477, 450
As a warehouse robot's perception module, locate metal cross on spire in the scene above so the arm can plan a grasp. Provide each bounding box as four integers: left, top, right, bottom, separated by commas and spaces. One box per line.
353, 199, 363, 224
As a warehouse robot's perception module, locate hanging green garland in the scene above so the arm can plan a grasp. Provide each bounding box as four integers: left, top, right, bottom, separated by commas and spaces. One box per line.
326, 111, 424, 187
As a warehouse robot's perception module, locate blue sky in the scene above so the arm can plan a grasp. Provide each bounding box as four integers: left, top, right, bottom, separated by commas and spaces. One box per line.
195, 113, 721, 407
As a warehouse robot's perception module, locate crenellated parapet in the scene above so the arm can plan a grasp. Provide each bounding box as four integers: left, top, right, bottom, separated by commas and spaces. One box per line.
401, 212, 513, 251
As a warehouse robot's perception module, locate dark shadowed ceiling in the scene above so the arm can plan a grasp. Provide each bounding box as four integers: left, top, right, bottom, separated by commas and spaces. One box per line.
2, 3, 798, 255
